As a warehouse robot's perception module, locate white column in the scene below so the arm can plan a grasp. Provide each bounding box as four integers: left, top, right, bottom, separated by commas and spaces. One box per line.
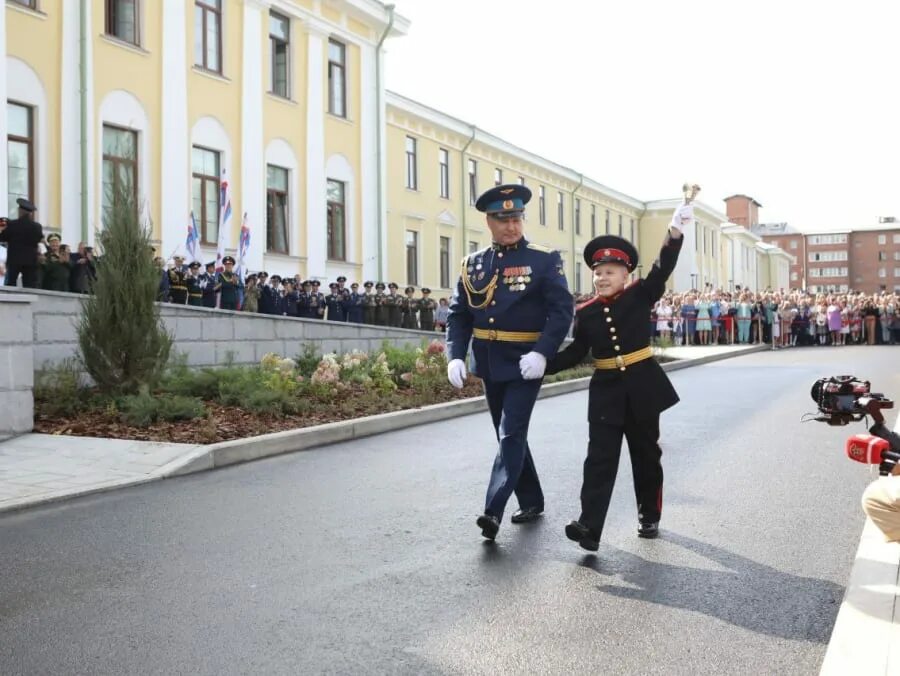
376, 44, 389, 281
160, 0, 189, 257
304, 20, 328, 281
360, 41, 378, 282
241, 0, 267, 274
60, 0, 93, 246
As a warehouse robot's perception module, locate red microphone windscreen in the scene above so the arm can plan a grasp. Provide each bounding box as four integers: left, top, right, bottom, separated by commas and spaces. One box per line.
846, 434, 890, 465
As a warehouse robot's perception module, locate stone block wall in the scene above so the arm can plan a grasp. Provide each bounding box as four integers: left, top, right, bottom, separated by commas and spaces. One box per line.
0, 286, 441, 372
0, 294, 35, 438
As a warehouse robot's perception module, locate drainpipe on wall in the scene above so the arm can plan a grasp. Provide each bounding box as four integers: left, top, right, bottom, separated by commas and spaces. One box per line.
79, 0, 88, 243
375, 4, 395, 279
460, 126, 476, 256
571, 173, 583, 287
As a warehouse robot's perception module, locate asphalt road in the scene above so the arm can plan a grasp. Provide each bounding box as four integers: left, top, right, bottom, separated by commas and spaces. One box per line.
2, 346, 899, 676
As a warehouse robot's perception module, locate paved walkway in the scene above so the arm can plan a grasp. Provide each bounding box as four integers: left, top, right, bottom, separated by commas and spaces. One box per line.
0, 434, 199, 513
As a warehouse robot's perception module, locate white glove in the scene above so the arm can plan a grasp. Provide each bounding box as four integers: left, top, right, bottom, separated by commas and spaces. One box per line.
447, 358, 467, 389
669, 203, 694, 232
519, 351, 547, 380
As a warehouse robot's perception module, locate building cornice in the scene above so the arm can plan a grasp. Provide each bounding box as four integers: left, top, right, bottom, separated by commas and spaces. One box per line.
643, 198, 729, 223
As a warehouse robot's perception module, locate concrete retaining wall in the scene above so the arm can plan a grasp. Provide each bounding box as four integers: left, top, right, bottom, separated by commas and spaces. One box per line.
0, 286, 440, 371
0, 294, 35, 438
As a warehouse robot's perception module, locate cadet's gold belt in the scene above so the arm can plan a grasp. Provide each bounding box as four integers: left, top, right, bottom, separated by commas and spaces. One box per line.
593, 346, 653, 371
473, 328, 542, 343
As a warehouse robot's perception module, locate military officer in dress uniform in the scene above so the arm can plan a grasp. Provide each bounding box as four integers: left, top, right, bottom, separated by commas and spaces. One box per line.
325, 282, 347, 321
545, 202, 691, 551
167, 256, 188, 304
347, 282, 365, 324
186, 261, 204, 306
401, 286, 419, 329
0, 198, 43, 288
362, 281, 376, 324
447, 184, 574, 541
41, 233, 72, 292
373, 282, 388, 326
310, 280, 326, 318
418, 288, 437, 331
218, 256, 242, 310
200, 262, 218, 308
386, 282, 402, 327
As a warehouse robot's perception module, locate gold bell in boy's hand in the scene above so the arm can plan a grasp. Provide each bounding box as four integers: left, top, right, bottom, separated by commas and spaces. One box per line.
682, 183, 701, 205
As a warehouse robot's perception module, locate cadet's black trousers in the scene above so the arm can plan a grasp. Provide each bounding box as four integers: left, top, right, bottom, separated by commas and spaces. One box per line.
581, 406, 663, 537
4, 263, 38, 288
483, 378, 544, 520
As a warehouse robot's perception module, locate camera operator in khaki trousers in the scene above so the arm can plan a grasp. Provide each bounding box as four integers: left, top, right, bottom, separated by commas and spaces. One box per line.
862, 466, 900, 541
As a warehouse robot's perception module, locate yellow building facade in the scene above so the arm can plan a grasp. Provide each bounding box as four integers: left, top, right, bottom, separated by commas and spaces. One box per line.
2, 0, 408, 281
3, 0, 790, 294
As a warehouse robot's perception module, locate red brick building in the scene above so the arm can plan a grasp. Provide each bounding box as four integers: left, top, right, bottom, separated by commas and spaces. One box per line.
849, 228, 900, 293
751, 223, 806, 288
724, 195, 762, 228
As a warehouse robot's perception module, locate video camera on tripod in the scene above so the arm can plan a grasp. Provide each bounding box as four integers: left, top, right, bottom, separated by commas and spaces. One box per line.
808, 376, 900, 476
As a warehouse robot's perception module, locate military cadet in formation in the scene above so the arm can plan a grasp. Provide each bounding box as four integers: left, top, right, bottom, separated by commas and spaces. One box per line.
386, 282, 402, 327
167, 255, 188, 304
401, 286, 419, 329
446, 184, 574, 541
326, 282, 347, 321
418, 288, 436, 331
186, 261, 204, 306
545, 201, 690, 551
374, 282, 389, 326
218, 256, 242, 310
281, 280, 299, 316
200, 262, 218, 308
346, 282, 365, 324
41, 233, 72, 292
311, 280, 326, 318
257, 272, 276, 314
362, 281, 377, 324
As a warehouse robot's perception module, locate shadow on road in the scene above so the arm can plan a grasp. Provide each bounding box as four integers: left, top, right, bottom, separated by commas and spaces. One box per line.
577, 531, 843, 643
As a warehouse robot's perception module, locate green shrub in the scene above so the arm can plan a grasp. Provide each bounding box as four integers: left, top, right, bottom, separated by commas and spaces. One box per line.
34, 359, 91, 417
379, 341, 419, 376
543, 365, 594, 384
118, 389, 204, 426
76, 179, 172, 395
294, 343, 321, 378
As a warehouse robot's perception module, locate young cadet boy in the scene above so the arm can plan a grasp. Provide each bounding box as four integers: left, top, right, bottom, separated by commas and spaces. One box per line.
545, 201, 693, 551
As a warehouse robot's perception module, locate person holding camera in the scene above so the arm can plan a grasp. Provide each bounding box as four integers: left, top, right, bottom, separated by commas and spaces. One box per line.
0, 198, 43, 288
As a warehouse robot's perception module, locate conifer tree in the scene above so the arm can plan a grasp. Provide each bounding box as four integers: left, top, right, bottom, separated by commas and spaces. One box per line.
77, 181, 172, 395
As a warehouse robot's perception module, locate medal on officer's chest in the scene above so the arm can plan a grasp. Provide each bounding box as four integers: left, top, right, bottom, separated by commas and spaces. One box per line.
502, 266, 532, 292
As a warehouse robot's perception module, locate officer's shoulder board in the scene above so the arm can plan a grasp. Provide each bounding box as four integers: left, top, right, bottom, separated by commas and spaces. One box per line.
526, 243, 555, 254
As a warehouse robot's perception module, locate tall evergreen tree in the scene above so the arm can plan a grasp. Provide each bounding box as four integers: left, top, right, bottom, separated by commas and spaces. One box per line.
77, 181, 171, 395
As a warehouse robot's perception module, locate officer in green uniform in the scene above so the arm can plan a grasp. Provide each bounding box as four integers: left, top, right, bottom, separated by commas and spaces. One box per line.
374, 282, 388, 326
167, 256, 188, 304
418, 288, 436, 331
362, 281, 376, 324
386, 282, 402, 327
401, 286, 419, 329
186, 261, 204, 306
218, 256, 242, 310
41, 233, 71, 292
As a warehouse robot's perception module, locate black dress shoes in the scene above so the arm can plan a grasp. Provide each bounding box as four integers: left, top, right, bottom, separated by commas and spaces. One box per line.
637, 522, 660, 539
565, 520, 600, 552
476, 514, 500, 540
510, 506, 544, 524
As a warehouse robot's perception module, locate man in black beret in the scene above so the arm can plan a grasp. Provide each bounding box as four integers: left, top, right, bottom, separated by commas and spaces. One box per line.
0, 197, 43, 287
546, 200, 693, 550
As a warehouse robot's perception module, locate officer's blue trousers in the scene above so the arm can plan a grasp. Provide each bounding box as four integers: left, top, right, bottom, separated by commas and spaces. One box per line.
483, 378, 544, 520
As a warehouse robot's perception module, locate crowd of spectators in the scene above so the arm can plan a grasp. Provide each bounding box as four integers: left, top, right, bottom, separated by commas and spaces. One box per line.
644, 287, 900, 347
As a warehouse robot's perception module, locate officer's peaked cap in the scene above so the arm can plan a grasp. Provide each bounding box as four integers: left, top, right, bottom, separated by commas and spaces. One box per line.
475, 184, 531, 220
583, 235, 639, 273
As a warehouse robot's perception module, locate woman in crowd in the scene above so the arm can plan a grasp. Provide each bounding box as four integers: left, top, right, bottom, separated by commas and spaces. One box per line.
435, 297, 450, 332
656, 298, 673, 342
695, 293, 711, 345
827, 298, 842, 346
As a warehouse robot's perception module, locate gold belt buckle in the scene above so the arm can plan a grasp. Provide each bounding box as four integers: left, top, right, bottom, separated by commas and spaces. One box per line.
615, 355, 625, 369
488, 329, 498, 341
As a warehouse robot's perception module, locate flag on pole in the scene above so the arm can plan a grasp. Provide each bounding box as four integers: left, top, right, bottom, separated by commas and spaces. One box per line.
186, 211, 200, 263
236, 212, 251, 282
215, 173, 232, 273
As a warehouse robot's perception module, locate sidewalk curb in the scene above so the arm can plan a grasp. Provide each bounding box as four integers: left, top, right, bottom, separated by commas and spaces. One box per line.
0, 345, 764, 515
821, 415, 900, 675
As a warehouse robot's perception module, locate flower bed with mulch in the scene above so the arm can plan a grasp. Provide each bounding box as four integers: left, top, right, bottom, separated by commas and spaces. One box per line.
33, 341, 604, 445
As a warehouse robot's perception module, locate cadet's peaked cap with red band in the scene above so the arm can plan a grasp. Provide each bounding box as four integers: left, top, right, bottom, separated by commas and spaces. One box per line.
583, 235, 639, 273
